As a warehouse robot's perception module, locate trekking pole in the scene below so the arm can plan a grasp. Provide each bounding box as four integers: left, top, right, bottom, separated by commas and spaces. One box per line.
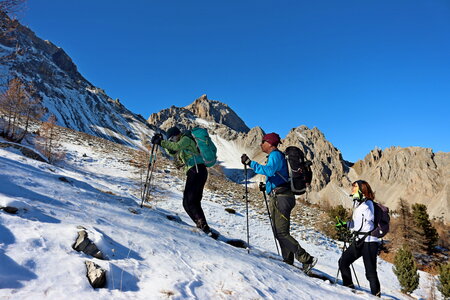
259, 182, 280, 256
335, 239, 346, 284
140, 144, 158, 208
146, 145, 159, 204
244, 165, 250, 254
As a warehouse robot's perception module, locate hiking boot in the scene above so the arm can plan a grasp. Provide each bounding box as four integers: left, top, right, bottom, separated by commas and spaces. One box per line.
283, 252, 294, 265
196, 220, 210, 233
302, 257, 318, 275
200, 225, 211, 234
207, 229, 220, 240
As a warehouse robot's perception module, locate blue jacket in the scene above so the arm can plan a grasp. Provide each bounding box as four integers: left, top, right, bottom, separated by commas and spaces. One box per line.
250, 150, 289, 194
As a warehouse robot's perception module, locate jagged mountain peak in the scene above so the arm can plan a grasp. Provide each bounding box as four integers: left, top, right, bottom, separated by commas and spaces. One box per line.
148, 95, 250, 137
184, 94, 250, 133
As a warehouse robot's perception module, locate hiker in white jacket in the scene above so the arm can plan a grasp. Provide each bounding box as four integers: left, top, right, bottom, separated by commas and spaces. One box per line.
339, 180, 381, 297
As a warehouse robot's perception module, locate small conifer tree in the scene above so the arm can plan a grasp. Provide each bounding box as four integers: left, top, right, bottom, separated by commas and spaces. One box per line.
394, 199, 423, 252
438, 262, 450, 298
393, 245, 420, 294
412, 203, 439, 254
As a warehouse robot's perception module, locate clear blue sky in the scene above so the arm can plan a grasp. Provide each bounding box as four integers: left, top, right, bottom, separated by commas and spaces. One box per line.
22, 0, 450, 162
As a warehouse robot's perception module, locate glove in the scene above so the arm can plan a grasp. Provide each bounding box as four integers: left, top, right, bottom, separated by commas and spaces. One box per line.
241, 154, 251, 166
151, 133, 163, 145
335, 216, 347, 229
258, 182, 266, 192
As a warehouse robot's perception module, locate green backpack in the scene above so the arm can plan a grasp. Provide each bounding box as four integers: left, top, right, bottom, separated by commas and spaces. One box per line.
190, 127, 217, 167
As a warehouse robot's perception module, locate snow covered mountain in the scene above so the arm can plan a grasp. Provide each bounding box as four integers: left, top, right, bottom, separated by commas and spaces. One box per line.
0, 130, 443, 299
0, 12, 155, 148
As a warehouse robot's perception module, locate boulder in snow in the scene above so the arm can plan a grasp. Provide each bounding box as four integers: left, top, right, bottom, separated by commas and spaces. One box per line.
85, 261, 106, 289
72, 230, 104, 260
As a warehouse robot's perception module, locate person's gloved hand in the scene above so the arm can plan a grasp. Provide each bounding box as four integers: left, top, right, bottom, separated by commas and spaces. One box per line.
259, 182, 266, 192
151, 133, 163, 145
241, 154, 251, 166
335, 216, 347, 229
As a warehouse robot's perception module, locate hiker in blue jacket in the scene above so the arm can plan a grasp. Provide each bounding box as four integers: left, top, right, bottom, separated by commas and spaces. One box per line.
241, 132, 317, 273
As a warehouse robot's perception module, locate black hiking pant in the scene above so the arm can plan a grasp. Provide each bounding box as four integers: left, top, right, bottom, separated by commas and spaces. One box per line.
338, 241, 380, 296
183, 164, 209, 231
269, 188, 312, 265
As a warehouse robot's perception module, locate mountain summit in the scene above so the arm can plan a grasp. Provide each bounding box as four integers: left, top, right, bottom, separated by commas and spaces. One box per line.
186, 94, 250, 133
148, 94, 249, 134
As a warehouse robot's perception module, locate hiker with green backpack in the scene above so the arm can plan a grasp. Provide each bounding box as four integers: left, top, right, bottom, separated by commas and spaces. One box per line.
151, 126, 217, 236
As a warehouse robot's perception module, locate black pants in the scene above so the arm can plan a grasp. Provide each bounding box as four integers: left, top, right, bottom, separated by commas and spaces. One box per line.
338, 241, 381, 296
269, 189, 312, 264
183, 164, 208, 230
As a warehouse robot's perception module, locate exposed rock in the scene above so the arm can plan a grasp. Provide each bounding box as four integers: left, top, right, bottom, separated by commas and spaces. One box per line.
185, 94, 250, 133
349, 146, 450, 222
72, 230, 105, 260
147, 105, 196, 133
85, 261, 106, 289
281, 126, 349, 191
147, 95, 250, 140
0, 142, 47, 162
225, 208, 236, 214
58, 176, 71, 184
0, 206, 19, 214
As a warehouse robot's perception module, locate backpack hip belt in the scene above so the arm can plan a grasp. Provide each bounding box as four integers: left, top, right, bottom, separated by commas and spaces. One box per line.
269, 183, 291, 196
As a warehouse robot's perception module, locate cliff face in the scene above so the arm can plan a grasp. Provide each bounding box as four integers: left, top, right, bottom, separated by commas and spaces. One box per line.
350, 147, 450, 222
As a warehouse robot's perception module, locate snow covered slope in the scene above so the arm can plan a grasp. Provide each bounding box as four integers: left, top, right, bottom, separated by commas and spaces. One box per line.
0, 136, 443, 299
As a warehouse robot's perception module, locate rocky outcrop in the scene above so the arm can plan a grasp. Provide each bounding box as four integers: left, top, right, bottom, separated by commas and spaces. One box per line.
85, 261, 106, 289
349, 147, 450, 222
147, 95, 250, 139
72, 230, 105, 260
185, 94, 249, 133
147, 105, 195, 133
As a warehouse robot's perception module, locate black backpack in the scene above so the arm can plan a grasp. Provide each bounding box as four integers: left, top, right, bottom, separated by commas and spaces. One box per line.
282, 146, 313, 195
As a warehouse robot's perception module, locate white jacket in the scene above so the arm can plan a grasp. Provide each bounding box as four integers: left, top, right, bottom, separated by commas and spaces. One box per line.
348, 200, 380, 243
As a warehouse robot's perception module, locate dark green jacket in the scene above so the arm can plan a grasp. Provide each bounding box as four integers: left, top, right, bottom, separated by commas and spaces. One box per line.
160, 134, 204, 173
